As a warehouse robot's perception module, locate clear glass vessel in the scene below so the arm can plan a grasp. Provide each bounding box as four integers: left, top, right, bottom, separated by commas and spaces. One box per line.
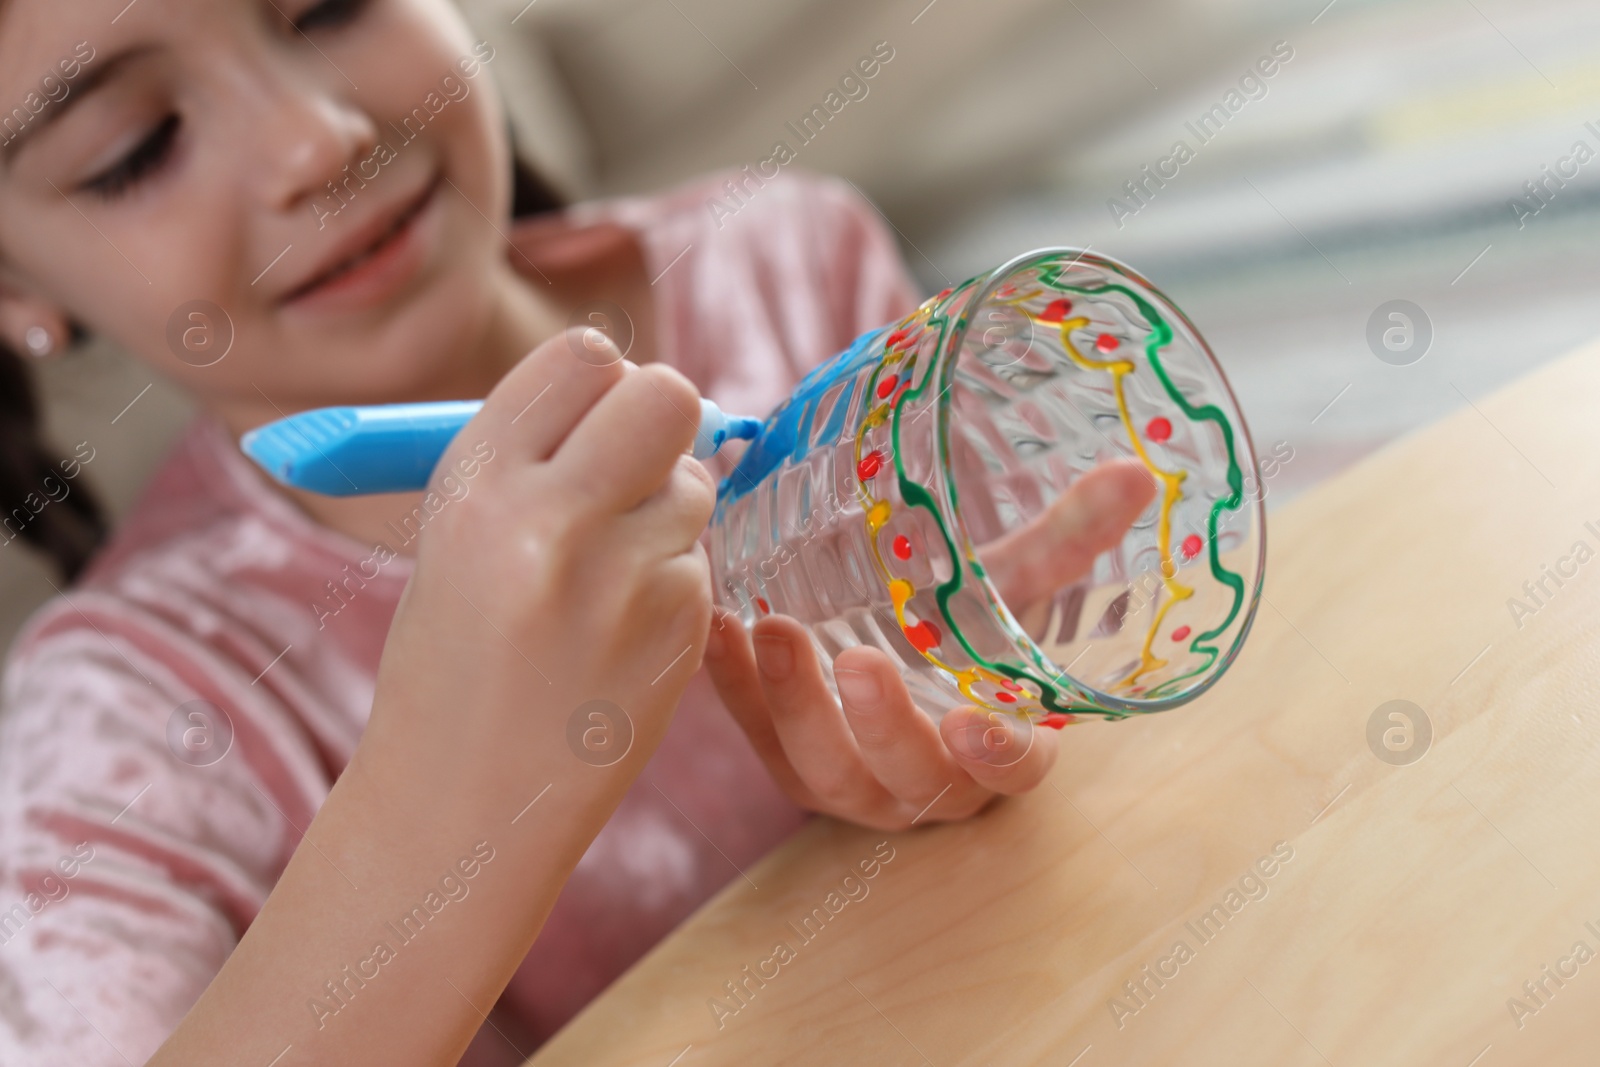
707, 248, 1265, 725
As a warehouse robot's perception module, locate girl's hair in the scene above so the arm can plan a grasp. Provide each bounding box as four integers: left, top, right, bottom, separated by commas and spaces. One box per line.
0, 331, 108, 582
510, 152, 566, 219
1, 150, 566, 583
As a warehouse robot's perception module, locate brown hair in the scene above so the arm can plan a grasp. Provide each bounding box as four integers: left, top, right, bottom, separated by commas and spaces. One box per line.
0, 335, 107, 581
1, 150, 565, 583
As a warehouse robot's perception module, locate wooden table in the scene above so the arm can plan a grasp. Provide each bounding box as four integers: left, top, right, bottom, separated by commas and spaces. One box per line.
527, 339, 1600, 1066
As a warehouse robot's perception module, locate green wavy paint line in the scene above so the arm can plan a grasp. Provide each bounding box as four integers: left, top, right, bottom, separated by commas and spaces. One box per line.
869, 277, 1106, 717
1043, 272, 1248, 695
859, 262, 1249, 718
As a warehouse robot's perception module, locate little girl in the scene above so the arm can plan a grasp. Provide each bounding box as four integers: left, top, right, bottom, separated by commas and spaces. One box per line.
0, 1, 1065, 1063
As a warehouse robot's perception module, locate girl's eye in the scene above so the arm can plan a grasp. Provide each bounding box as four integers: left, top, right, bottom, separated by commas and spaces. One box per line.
80, 114, 180, 199
295, 0, 371, 32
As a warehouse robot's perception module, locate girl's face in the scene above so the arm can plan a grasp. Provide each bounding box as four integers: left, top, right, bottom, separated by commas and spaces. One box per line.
0, 0, 521, 417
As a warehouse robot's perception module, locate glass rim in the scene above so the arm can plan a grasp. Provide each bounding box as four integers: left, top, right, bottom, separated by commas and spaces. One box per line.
932, 245, 1268, 717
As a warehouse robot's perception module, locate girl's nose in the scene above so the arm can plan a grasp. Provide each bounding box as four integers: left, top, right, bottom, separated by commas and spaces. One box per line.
251, 87, 379, 214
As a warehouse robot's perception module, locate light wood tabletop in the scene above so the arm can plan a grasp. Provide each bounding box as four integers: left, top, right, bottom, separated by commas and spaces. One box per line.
527, 338, 1600, 1067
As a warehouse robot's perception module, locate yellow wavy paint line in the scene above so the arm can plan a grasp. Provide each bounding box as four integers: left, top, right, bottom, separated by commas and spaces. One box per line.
1046, 311, 1191, 691
856, 303, 1017, 709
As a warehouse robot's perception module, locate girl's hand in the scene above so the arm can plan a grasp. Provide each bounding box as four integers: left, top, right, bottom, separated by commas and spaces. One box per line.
370, 325, 717, 803
702, 460, 1154, 832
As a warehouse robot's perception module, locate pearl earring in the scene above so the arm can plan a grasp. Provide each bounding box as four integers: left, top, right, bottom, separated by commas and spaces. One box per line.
23, 326, 55, 358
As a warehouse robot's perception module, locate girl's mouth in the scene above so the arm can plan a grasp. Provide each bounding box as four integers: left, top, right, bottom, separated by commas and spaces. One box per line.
281, 172, 443, 312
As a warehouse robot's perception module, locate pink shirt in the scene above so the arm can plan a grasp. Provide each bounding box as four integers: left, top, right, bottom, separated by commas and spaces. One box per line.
0, 167, 920, 1064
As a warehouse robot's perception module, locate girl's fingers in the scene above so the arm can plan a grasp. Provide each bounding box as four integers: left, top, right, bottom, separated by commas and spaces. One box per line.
979, 459, 1156, 612
833, 645, 989, 820
470, 326, 629, 462
749, 615, 899, 819
624, 453, 718, 557
700, 609, 816, 806
553, 360, 704, 514
709, 612, 1055, 827
939, 705, 1059, 795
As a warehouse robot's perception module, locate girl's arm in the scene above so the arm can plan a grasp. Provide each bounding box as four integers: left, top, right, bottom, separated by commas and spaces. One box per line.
150, 328, 716, 1067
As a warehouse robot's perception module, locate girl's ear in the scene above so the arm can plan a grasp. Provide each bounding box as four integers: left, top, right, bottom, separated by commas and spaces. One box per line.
0, 271, 74, 358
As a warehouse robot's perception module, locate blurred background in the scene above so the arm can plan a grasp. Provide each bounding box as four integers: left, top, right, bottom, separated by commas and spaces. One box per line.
7, 0, 1600, 651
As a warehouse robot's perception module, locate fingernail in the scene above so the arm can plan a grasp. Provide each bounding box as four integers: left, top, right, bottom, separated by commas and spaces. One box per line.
834, 667, 882, 709
754, 635, 793, 681
950, 721, 990, 761
706, 609, 739, 658
951, 716, 1015, 763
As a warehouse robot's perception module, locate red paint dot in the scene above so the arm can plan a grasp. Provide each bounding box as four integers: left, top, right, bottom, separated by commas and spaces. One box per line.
756, 597, 770, 614
1146, 416, 1172, 442
1094, 333, 1119, 353
1041, 713, 1073, 729
904, 619, 941, 652
1038, 298, 1073, 323
1171, 625, 1192, 642
935, 288, 953, 302
857, 450, 884, 480
876, 374, 899, 399
892, 535, 912, 560
994, 690, 1017, 704
885, 328, 909, 348
894, 379, 912, 401
1181, 534, 1203, 559
999, 678, 1021, 691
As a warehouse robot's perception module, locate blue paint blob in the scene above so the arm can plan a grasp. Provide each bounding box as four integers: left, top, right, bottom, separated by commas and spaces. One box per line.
716, 326, 888, 512
725, 416, 764, 441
